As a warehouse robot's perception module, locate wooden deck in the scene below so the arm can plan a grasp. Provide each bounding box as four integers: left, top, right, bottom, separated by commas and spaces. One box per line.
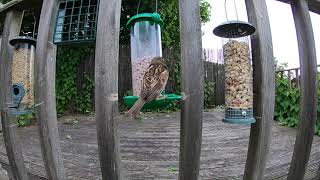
0, 109, 319, 179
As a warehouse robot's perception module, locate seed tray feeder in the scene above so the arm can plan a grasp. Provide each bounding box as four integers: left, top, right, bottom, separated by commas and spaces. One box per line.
9, 36, 37, 115
53, 0, 99, 44
213, 0, 256, 125
124, 12, 181, 109
124, 94, 181, 110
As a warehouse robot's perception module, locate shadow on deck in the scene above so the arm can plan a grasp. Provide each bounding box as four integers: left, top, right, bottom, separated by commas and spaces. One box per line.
0, 110, 319, 179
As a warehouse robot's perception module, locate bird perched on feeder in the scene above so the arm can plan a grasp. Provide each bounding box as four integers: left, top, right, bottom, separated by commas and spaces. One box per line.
127, 57, 169, 118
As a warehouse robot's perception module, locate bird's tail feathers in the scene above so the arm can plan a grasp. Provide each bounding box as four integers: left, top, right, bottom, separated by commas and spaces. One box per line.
127, 98, 145, 118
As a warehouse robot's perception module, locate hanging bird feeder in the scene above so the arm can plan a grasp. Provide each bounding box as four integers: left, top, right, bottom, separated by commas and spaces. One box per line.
8, 10, 38, 115
126, 12, 164, 96
123, 2, 181, 110
53, 0, 99, 44
213, 0, 256, 124
9, 37, 37, 115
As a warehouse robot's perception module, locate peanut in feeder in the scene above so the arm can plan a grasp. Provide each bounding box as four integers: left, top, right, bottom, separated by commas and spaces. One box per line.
213, 0, 256, 125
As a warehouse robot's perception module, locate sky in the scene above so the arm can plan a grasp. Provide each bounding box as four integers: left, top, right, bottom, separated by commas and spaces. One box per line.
202, 0, 320, 68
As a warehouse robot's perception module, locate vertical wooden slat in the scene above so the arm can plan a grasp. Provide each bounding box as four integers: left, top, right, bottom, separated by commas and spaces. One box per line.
288, 70, 291, 88
35, 0, 66, 179
212, 62, 217, 105
295, 69, 300, 88
244, 0, 275, 179
95, 0, 122, 179
0, 10, 30, 180
178, 0, 203, 178
287, 0, 318, 179
1, 111, 29, 180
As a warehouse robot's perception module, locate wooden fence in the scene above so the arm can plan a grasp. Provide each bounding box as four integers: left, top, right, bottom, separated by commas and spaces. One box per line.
74, 47, 225, 111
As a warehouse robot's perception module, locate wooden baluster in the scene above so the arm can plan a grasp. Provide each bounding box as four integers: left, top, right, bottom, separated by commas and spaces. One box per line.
288, 0, 318, 179
288, 70, 291, 89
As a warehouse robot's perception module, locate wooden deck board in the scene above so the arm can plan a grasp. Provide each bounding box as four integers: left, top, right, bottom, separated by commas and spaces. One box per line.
0, 109, 319, 179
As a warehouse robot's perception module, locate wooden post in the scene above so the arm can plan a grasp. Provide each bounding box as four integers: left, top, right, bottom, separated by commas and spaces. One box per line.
0, 10, 30, 180
95, 0, 122, 179
178, 0, 203, 179
1, 111, 29, 180
287, 0, 318, 179
243, 0, 275, 179
35, 0, 66, 179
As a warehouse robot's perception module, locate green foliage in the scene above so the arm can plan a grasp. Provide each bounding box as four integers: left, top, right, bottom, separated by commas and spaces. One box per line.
56, 46, 94, 114
75, 73, 94, 114
274, 65, 320, 136
204, 81, 215, 109
120, 0, 212, 48
274, 74, 300, 127
17, 113, 35, 127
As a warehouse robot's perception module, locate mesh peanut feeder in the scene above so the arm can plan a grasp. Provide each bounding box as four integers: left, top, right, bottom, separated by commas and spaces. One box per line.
9, 36, 37, 115
213, 0, 256, 125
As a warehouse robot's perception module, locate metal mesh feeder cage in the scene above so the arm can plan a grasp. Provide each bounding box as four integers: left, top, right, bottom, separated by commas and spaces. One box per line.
213, 20, 256, 125
53, 0, 99, 44
9, 36, 37, 115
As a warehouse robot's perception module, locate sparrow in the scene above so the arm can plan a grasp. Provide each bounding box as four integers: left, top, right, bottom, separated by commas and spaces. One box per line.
127, 57, 169, 118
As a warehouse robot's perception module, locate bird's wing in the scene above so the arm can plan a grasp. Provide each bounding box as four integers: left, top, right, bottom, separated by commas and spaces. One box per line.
141, 70, 169, 102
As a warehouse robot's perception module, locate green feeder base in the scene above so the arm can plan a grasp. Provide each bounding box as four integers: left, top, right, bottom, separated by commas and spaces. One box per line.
124, 94, 181, 110
222, 117, 256, 125
223, 107, 256, 125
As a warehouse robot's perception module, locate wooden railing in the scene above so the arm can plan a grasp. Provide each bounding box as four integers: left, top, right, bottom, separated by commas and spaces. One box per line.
276, 65, 320, 88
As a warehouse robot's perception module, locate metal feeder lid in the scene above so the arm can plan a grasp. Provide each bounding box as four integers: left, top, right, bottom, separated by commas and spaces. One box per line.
213, 20, 256, 38
9, 36, 37, 47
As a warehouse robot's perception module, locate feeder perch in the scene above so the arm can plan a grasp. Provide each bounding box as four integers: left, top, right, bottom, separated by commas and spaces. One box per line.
9, 36, 37, 115
123, 12, 180, 110
53, 0, 99, 44
213, 0, 256, 124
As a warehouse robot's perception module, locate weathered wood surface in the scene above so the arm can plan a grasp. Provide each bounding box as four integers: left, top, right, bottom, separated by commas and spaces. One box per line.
35, 0, 66, 179
1, 111, 29, 180
94, 0, 122, 178
287, 0, 318, 179
0, 10, 30, 180
178, 0, 203, 179
0, 110, 320, 179
244, 0, 275, 179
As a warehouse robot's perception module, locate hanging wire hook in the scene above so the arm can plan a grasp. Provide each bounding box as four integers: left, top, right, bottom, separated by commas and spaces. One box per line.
155, 0, 158, 13
137, 0, 142, 14
224, 0, 228, 21
233, 0, 239, 20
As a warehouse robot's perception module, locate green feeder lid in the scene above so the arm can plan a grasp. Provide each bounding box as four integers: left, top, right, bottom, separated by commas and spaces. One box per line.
9, 36, 37, 47
126, 13, 164, 29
